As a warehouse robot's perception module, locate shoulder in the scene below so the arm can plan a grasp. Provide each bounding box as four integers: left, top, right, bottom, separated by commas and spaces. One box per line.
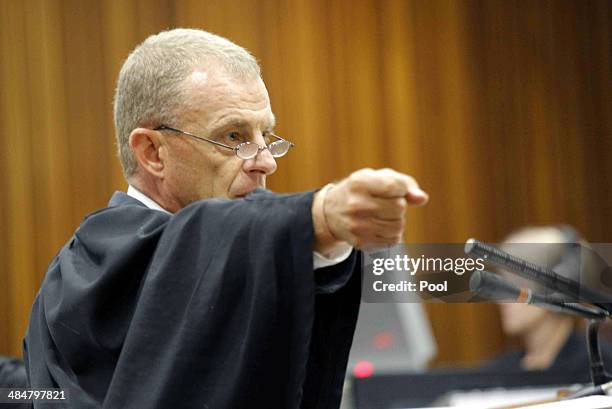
62, 194, 171, 261
480, 349, 525, 372
78, 193, 170, 236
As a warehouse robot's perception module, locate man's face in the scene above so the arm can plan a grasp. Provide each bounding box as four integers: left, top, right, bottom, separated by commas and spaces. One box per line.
160, 70, 278, 207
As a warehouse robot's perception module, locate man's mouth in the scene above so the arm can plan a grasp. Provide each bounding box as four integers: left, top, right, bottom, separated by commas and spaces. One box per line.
230, 178, 265, 199
231, 187, 258, 199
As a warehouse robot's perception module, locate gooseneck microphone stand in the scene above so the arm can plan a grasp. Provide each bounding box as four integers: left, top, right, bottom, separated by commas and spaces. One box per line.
587, 319, 612, 386
465, 239, 612, 394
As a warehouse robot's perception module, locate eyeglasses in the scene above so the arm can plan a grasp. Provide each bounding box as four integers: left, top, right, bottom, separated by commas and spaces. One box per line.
154, 125, 295, 160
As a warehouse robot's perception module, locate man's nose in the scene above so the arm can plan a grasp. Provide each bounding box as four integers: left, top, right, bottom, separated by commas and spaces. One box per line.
242, 146, 277, 175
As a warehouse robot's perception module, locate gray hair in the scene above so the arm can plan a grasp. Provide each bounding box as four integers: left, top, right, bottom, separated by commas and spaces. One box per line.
113, 28, 261, 178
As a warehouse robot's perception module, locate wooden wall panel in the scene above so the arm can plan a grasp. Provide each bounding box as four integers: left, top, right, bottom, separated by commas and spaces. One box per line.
0, 5, 10, 356
1, 0, 610, 366
271, 0, 342, 190
1, 0, 39, 358
61, 0, 115, 225
22, 0, 73, 298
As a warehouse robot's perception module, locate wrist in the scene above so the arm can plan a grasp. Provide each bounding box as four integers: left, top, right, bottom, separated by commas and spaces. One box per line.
312, 184, 343, 256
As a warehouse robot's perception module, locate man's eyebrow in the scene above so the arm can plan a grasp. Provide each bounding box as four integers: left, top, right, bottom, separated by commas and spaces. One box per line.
210, 118, 249, 130
210, 115, 276, 131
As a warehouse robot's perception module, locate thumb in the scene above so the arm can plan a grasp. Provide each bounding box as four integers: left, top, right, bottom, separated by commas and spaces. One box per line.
406, 186, 429, 206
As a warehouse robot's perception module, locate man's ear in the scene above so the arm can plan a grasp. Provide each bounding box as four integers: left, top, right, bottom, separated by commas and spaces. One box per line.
129, 128, 165, 178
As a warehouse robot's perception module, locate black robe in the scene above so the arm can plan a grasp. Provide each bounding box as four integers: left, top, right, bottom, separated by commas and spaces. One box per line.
0, 356, 26, 388
24, 189, 361, 409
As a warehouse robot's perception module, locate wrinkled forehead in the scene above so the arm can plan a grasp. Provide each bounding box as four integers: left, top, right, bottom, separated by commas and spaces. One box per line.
177, 68, 273, 129
191, 71, 271, 108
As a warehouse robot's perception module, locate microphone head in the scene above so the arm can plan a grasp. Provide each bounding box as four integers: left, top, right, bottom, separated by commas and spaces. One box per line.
469, 269, 521, 301
464, 238, 478, 255
469, 269, 484, 292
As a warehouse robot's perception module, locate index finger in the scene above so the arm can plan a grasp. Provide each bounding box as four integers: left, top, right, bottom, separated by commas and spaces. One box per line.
364, 169, 428, 205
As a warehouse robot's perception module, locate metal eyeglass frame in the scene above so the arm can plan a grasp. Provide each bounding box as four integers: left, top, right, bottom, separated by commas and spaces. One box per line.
154, 125, 295, 160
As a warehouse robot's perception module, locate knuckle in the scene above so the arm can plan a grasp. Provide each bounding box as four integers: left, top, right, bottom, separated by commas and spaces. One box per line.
379, 179, 396, 194
405, 174, 419, 189
347, 173, 359, 184
352, 168, 374, 179
350, 168, 377, 185
346, 198, 366, 215
379, 168, 401, 180
347, 173, 367, 190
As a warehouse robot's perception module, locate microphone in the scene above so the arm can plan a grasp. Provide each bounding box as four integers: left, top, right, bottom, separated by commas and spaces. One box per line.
465, 238, 612, 312
469, 270, 609, 320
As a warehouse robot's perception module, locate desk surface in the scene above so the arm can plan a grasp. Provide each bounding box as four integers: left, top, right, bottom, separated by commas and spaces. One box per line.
412, 395, 612, 409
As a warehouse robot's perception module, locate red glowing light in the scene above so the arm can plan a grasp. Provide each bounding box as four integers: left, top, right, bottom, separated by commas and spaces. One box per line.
353, 360, 374, 379
373, 331, 395, 350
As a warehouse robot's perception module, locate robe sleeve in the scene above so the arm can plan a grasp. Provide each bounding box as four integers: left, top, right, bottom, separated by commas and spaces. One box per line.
302, 252, 361, 409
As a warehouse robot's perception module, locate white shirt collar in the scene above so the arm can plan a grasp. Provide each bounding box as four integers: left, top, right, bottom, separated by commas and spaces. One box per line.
127, 185, 172, 214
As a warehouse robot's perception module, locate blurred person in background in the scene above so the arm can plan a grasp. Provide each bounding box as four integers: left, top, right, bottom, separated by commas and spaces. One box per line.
483, 225, 612, 377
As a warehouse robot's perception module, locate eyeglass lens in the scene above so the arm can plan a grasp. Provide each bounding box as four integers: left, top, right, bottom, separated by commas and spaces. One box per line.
236, 140, 291, 159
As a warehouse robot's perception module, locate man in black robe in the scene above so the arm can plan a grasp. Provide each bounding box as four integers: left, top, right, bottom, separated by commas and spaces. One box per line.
24, 29, 428, 408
